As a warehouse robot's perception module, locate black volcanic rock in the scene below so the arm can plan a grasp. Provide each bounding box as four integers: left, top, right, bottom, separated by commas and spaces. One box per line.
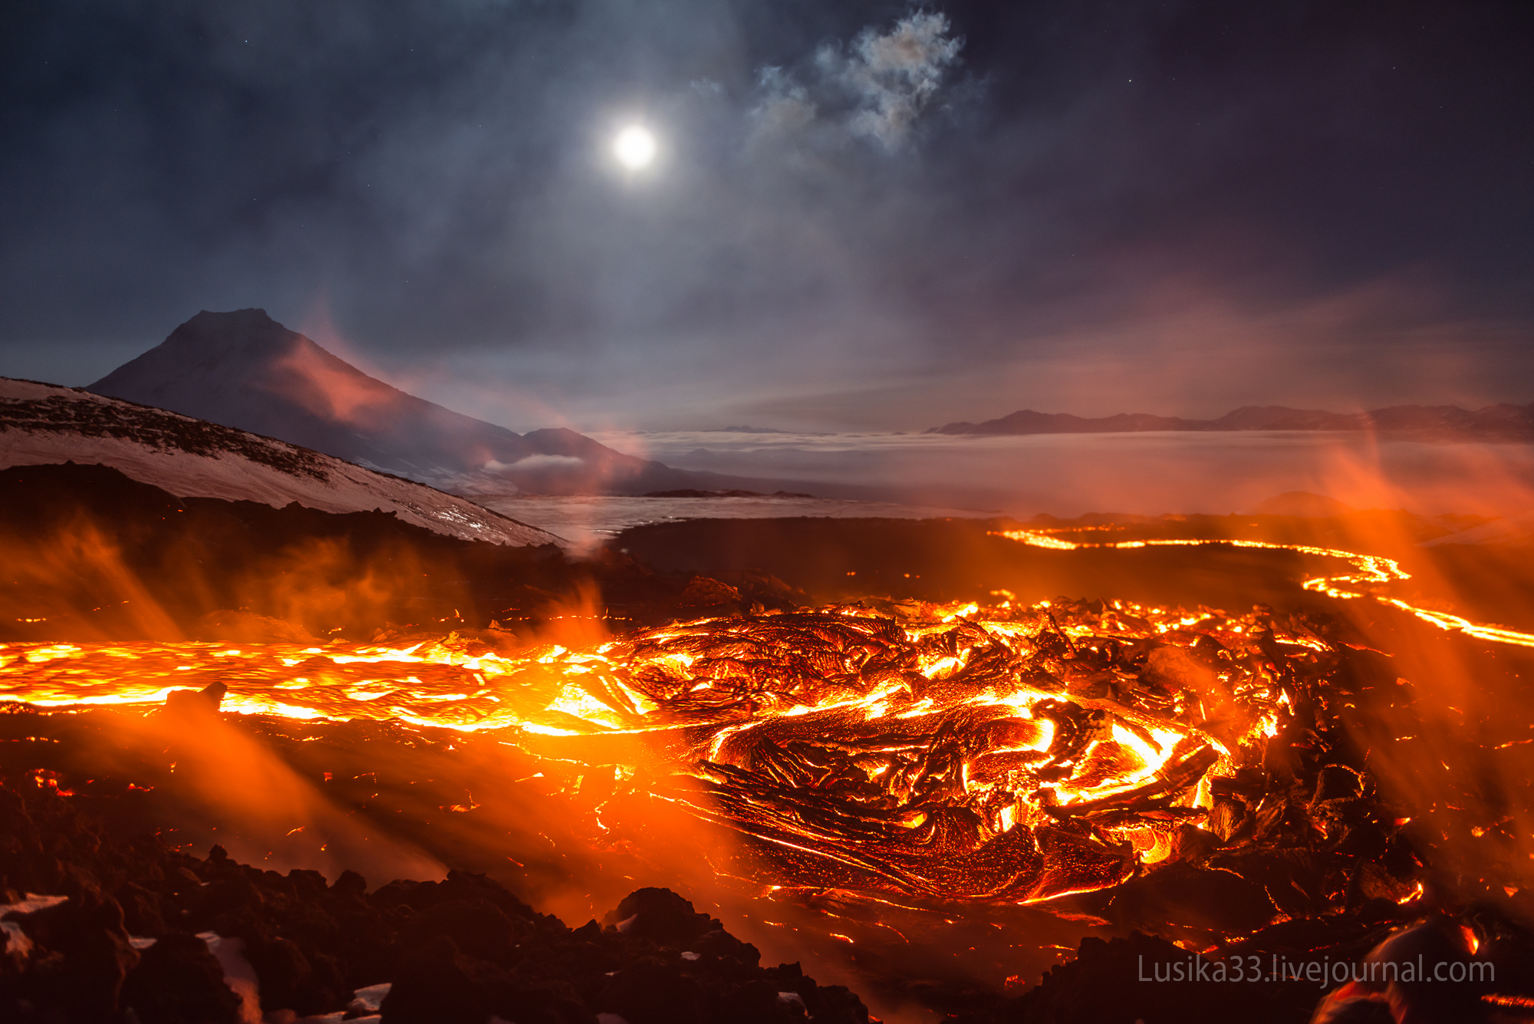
86, 309, 721, 494
0, 776, 872, 1024
16, 893, 140, 1021
120, 931, 244, 1024
604, 887, 720, 946
162, 680, 227, 718
378, 933, 489, 1024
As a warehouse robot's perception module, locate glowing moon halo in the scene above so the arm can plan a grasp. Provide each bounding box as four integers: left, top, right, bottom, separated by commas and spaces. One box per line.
612, 125, 657, 170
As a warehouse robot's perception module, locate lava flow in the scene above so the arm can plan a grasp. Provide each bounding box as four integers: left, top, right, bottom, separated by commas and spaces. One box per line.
998, 528, 1534, 648
2, 597, 1307, 906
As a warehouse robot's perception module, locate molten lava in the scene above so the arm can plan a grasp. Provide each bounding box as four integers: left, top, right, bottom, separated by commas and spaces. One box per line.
996, 528, 1534, 649
2, 597, 1306, 904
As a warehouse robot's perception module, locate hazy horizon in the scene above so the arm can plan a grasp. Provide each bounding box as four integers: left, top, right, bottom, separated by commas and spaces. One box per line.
590, 427, 1534, 519
2, 304, 1531, 440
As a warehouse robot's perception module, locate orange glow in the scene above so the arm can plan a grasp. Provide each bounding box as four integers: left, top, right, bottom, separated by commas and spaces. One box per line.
0, 595, 1307, 903
994, 529, 1534, 649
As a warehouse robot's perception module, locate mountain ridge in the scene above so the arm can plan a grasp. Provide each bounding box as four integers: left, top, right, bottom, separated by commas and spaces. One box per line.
932, 402, 1534, 439
87, 309, 748, 495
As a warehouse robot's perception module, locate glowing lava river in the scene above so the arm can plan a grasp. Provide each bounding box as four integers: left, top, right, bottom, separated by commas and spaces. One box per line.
997, 528, 1534, 650
4, 526, 1529, 914
2, 595, 1325, 905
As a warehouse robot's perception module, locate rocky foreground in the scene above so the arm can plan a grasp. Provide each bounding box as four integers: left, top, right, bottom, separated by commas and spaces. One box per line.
0, 778, 870, 1024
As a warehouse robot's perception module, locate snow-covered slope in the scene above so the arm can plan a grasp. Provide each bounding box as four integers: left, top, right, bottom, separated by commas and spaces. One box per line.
0, 378, 560, 547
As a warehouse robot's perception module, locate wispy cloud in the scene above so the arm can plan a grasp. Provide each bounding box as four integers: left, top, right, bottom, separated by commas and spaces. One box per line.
749, 65, 818, 145
751, 10, 964, 152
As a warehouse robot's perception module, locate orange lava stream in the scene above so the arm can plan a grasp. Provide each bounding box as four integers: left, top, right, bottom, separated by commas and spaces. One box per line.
0, 599, 1301, 902
996, 529, 1534, 649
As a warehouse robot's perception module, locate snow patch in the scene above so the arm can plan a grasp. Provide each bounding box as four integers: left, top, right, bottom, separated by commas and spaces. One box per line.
489, 453, 585, 472
1, 378, 563, 548
778, 990, 807, 1011
264, 977, 387, 1023
349, 981, 391, 1013
0, 893, 68, 916
0, 894, 69, 960
197, 931, 262, 1024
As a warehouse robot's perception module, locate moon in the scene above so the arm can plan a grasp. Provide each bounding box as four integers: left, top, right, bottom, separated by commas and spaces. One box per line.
612, 125, 657, 170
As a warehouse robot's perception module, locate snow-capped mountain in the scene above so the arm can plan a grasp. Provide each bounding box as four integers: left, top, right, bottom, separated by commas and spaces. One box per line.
87, 309, 717, 494
0, 377, 559, 547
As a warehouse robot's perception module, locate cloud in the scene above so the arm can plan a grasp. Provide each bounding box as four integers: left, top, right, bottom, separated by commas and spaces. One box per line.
750, 10, 964, 152
829, 11, 965, 148
485, 454, 586, 472
748, 66, 817, 145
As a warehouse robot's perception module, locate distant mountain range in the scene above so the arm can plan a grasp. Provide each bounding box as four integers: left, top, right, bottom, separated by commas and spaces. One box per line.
88, 309, 761, 495
932, 403, 1534, 439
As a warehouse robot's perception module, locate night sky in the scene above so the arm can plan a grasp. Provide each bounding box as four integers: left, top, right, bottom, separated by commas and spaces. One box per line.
2, 1, 1531, 430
